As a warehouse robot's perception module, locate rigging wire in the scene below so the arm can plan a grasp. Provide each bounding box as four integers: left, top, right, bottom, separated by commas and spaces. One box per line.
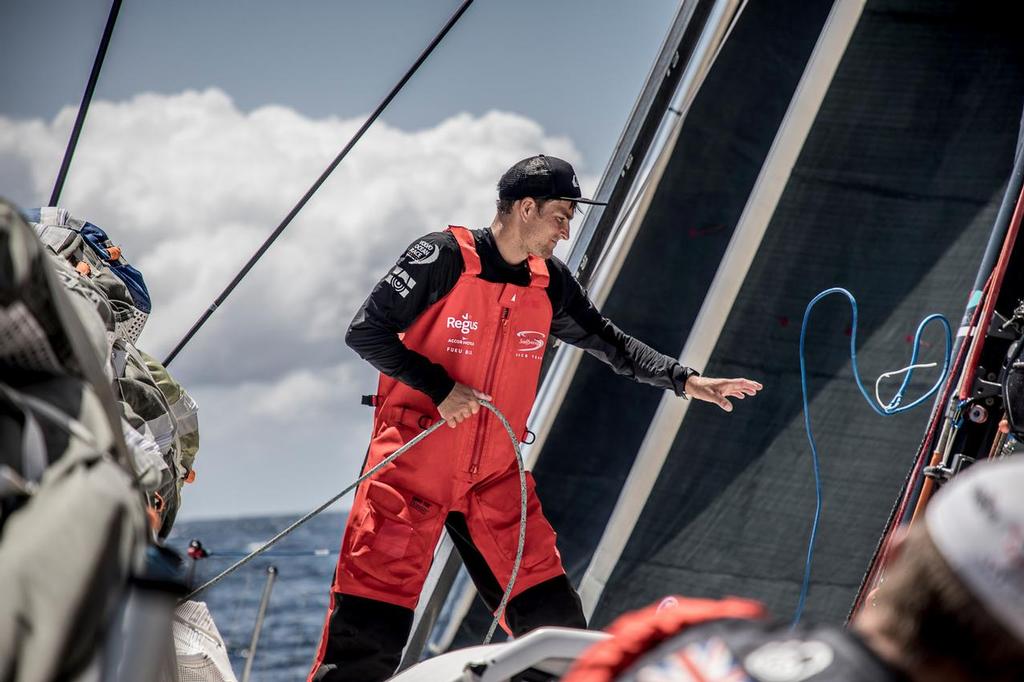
182, 399, 525, 646
49, 0, 123, 206
793, 287, 951, 626
162, 0, 475, 367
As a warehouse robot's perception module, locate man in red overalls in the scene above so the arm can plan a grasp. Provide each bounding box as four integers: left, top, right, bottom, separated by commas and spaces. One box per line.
310, 155, 763, 681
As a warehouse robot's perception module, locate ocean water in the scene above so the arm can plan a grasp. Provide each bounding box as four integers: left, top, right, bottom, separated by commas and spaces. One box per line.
166, 511, 348, 681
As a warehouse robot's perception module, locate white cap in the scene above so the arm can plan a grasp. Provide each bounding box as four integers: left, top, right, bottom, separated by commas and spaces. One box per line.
925, 457, 1024, 642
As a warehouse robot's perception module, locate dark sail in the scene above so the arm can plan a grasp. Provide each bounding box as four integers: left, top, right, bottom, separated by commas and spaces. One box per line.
592, 0, 1024, 626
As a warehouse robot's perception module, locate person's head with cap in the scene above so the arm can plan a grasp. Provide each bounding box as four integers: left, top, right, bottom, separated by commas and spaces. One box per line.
490, 154, 605, 263
853, 457, 1024, 681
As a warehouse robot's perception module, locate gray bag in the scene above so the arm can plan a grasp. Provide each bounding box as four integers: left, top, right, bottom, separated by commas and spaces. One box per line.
0, 199, 149, 682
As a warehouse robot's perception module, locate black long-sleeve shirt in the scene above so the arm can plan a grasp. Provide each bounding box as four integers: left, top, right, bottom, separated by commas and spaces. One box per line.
345, 228, 698, 405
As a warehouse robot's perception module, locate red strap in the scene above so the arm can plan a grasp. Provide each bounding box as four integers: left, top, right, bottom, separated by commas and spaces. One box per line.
527, 254, 549, 289
562, 596, 766, 682
447, 225, 549, 287
448, 225, 481, 276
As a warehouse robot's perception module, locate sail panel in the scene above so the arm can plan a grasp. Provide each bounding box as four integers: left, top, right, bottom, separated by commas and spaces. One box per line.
592, 0, 1024, 626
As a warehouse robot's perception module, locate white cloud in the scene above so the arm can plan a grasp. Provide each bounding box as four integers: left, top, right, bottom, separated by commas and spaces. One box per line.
0, 89, 592, 518
246, 364, 354, 421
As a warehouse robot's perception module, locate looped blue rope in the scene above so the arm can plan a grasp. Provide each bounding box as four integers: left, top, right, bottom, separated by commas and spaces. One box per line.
793, 287, 952, 626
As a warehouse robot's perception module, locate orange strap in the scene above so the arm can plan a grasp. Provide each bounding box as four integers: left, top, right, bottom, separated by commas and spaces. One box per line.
448, 225, 550, 288
448, 225, 481, 276
526, 253, 549, 289
563, 596, 766, 682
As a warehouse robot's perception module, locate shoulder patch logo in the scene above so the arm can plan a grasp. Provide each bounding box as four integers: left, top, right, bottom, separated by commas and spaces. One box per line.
386, 266, 416, 298
405, 240, 439, 265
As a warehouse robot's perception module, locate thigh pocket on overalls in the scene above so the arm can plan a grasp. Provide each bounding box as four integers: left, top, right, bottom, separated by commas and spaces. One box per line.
472, 471, 556, 571
349, 480, 441, 583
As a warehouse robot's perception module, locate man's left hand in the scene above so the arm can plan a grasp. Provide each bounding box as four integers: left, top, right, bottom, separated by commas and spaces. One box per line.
684, 376, 763, 412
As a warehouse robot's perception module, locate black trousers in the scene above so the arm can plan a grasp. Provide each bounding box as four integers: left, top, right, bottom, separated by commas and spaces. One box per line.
312, 511, 586, 682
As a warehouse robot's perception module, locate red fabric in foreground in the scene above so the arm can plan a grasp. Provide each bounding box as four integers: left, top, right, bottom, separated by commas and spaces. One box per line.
563, 596, 767, 682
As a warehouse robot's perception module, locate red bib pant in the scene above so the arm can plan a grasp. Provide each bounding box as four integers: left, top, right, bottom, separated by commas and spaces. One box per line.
311, 227, 584, 681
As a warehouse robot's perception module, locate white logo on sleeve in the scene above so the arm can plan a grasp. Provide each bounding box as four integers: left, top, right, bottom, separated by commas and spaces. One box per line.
405, 240, 439, 265
385, 266, 416, 298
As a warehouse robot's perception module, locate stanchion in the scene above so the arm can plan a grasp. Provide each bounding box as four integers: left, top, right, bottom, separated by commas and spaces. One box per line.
241, 565, 278, 682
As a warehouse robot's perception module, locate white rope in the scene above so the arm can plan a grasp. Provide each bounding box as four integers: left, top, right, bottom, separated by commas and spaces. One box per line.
874, 362, 938, 410
181, 400, 526, 645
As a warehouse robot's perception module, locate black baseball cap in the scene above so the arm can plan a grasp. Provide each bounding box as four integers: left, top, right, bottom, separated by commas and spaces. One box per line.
497, 154, 607, 206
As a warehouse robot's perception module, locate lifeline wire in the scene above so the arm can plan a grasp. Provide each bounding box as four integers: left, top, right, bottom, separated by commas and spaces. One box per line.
49, 0, 123, 207
182, 399, 526, 646
794, 287, 951, 626
162, 0, 475, 367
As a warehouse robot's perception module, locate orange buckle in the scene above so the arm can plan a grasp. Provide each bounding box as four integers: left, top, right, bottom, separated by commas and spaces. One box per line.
107, 245, 122, 261
75, 261, 91, 276
184, 469, 197, 484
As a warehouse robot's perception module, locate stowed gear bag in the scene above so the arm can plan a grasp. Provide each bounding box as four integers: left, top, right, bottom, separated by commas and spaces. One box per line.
25, 206, 199, 537
0, 199, 149, 681
26, 206, 152, 345
116, 343, 200, 537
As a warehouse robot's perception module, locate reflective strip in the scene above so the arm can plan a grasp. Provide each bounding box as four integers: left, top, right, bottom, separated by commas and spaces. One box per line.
36, 206, 70, 227
145, 413, 176, 453
170, 392, 199, 436
122, 420, 168, 490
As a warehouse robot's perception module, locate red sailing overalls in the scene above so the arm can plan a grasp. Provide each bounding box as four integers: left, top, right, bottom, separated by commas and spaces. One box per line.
313, 226, 569, 663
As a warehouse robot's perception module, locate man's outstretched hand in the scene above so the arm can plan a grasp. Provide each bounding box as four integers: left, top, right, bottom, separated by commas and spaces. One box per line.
684, 375, 763, 412
438, 382, 492, 428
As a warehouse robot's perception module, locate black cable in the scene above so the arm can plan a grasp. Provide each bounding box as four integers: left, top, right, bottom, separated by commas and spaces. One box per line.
162, 0, 475, 367
49, 0, 123, 207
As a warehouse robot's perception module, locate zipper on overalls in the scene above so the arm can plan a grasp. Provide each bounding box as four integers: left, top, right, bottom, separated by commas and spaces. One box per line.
469, 306, 510, 475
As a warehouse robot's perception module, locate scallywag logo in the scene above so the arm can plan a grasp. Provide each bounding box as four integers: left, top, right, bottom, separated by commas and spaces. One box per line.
513, 330, 546, 360
446, 312, 479, 336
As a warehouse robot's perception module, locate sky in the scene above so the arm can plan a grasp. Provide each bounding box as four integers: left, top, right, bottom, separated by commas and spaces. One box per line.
1, 0, 682, 519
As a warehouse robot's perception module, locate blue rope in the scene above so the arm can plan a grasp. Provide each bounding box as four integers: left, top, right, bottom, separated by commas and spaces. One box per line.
793, 287, 951, 626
